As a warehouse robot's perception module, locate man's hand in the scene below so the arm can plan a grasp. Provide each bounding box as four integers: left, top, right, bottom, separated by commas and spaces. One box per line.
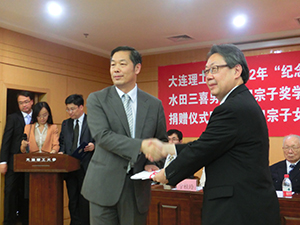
84, 142, 95, 152
0, 163, 7, 175
20, 140, 29, 153
152, 168, 168, 184
141, 138, 167, 162
144, 164, 159, 172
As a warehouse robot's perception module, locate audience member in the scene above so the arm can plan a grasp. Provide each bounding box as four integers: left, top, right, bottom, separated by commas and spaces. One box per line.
167, 129, 183, 144
148, 44, 281, 225
59, 94, 94, 225
270, 134, 300, 193
0, 91, 33, 225
81, 46, 167, 225
20, 101, 59, 154
163, 129, 182, 168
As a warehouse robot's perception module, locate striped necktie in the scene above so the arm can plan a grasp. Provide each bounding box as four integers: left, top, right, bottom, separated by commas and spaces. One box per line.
289, 164, 296, 173
122, 94, 133, 137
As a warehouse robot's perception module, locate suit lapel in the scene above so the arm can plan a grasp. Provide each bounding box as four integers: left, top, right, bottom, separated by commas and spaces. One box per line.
67, 118, 74, 138
17, 111, 26, 126
289, 162, 300, 179
278, 161, 288, 178
135, 89, 149, 139
108, 86, 131, 137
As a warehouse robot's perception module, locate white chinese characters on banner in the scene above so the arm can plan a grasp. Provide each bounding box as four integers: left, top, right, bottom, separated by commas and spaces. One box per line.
158, 51, 300, 137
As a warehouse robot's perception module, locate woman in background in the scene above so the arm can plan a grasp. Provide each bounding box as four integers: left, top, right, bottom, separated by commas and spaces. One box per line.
20, 101, 59, 153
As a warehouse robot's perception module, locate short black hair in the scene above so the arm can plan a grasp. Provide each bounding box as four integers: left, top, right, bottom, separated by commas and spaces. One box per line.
167, 129, 183, 141
17, 91, 33, 100
110, 46, 142, 67
207, 44, 249, 84
65, 94, 84, 107
31, 102, 53, 124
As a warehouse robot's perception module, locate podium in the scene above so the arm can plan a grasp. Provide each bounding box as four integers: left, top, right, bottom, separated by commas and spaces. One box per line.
14, 153, 80, 225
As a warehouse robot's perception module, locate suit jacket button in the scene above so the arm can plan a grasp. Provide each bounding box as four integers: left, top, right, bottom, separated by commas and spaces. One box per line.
123, 166, 127, 170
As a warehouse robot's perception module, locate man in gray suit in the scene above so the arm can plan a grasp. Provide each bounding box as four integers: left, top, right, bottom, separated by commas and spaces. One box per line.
81, 46, 168, 225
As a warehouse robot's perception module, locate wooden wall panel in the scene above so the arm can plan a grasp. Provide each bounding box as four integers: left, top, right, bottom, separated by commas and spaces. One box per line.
0, 27, 110, 224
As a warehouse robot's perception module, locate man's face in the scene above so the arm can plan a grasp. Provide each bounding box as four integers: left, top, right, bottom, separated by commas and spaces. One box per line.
283, 136, 300, 163
168, 133, 181, 144
205, 53, 240, 102
66, 103, 84, 120
110, 51, 141, 92
18, 95, 33, 114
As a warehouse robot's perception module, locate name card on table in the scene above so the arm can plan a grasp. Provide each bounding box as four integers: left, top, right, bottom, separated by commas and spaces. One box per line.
176, 179, 197, 191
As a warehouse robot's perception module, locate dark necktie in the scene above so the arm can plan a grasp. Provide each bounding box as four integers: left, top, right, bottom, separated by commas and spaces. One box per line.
72, 119, 79, 151
289, 164, 296, 173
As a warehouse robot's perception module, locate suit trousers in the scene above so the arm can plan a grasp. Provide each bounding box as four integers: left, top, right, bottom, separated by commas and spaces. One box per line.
65, 167, 90, 225
89, 174, 148, 225
3, 170, 28, 225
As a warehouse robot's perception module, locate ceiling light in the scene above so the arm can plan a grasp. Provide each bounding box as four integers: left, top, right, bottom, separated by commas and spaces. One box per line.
47, 1, 63, 17
233, 15, 247, 28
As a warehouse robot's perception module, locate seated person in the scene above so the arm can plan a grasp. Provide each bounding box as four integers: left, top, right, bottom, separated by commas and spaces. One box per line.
163, 129, 183, 167
270, 134, 300, 193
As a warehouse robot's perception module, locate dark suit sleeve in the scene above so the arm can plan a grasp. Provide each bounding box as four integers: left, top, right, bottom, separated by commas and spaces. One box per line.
166, 102, 239, 185
0, 114, 16, 162
59, 120, 66, 153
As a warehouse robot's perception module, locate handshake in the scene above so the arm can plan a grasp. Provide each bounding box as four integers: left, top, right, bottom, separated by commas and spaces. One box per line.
141, 138, 175, 162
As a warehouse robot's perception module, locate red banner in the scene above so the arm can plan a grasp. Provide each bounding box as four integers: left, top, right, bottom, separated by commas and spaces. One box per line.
158, 51, 300, 137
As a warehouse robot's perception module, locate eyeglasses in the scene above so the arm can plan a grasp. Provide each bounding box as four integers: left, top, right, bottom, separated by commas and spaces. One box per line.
18, 100, 31, 105
66, 107, 78, 113
37, 114, 49, 119
168, 137, 179, 142
283, 146, 300, 151
203, 64, 229, 76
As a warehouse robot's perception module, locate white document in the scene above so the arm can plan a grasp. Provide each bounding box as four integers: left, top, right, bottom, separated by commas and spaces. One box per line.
130, 170, 161, 180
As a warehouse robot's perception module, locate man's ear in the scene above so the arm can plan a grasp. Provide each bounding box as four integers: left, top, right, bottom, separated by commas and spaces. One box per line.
234, 64, 243, 78
135, 63, 142, 75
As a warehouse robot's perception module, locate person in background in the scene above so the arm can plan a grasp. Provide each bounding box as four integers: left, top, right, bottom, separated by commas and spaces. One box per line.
147, 44, 281, 225
81, 46, 167, 225
163, 129, 183, 168
0, 91, 33, 225
270, 134, 300, 193
20, 101, 59, 154
167, 129, 183, 144
59, 94, 94, 225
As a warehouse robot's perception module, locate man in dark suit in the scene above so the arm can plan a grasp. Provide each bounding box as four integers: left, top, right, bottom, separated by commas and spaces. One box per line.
270, 134, 300, 192
0, 91, 33, 225
150, 44, 281, 225
59, 94, 94, 225
81, 46, 168, 225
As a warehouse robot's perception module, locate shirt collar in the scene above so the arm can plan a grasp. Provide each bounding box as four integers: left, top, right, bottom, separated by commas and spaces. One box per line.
219, 85, 240, 105
287, 160, 300, 167
115, 84, 137, 103
35, 122, 48, 128
74, 113, 85, 125
21, 110, 32, 118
